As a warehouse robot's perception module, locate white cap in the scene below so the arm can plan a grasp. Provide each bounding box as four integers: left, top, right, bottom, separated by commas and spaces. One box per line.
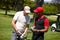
24, 6, 30, 13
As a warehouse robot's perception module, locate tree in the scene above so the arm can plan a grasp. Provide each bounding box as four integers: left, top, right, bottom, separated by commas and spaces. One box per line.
0, 0, 24, 15
0, 0, 13, 15
35, 0, 44, 7
52, 0, 60, 14
14, 0, 24, 11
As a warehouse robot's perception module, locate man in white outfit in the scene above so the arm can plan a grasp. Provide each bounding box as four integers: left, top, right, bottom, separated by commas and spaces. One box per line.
11, 6, 30, 40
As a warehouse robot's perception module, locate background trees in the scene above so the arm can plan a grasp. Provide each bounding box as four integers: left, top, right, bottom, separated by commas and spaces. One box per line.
0, 0, 60, 15
52, 0, 60, 13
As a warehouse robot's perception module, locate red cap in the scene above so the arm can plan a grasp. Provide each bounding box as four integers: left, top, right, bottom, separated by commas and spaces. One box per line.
34, 7, 44, 13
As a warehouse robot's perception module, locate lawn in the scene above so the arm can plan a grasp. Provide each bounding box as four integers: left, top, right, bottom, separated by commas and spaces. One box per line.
0, 11, 60, 40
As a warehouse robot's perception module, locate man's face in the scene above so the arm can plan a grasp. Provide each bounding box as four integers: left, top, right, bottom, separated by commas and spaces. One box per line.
24, 11, 28, 16
36, 13, 42, 16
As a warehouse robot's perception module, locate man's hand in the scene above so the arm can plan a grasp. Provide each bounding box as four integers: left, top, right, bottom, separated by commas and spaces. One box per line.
32, 29, 40, 32
37, 30, 40, 32
16, 29, 22, 35
32, 29, 37, 32
20, 33, 25, 38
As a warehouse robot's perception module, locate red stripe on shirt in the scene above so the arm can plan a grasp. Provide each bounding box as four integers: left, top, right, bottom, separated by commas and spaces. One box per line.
44, 18, 49, 27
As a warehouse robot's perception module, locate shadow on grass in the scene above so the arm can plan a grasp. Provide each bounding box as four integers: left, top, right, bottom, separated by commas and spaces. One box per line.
0, 13, 14, 18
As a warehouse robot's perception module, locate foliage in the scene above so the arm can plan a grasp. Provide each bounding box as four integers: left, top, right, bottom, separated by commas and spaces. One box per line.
24, 0, 35, 12
43, 4, 58, 15
0, 0, 59, 15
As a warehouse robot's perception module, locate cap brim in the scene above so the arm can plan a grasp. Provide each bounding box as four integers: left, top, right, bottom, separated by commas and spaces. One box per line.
25, 10, 30, 13
34, 9, 38, 13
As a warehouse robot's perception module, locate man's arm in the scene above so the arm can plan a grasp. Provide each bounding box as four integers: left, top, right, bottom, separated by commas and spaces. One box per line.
23, 15, 30, 34
20, 24, 29, 38
12, 19, 17, 31
33, 18, 49, 32
38, 18, 49, 32
32, 26, 48, 32
23, 24, 29, 34
37, 26, 49, 32
12, 19, 22, 34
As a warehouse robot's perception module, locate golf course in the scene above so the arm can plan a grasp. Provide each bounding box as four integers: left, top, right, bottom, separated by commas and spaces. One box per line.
0, 10, 60, 40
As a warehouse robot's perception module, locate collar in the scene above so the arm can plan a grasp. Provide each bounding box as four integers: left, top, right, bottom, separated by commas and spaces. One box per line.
38, 15, 45, 21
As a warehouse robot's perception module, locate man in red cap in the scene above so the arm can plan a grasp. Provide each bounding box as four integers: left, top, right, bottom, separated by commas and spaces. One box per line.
32, 7, 49, 40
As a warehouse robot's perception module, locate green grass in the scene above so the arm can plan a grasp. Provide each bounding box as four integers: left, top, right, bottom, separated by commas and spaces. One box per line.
0, 10, 60, 40
44, 29, 60, 40
0, 14, 13, 40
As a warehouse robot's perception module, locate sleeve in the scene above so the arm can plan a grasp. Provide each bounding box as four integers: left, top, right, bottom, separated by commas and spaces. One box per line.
44, 18, 49, 27
13, 12, 19, 20
26, 16, 30, 24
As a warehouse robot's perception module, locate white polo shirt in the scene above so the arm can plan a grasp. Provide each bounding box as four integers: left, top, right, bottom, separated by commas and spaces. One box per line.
13, 11, 30, 33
